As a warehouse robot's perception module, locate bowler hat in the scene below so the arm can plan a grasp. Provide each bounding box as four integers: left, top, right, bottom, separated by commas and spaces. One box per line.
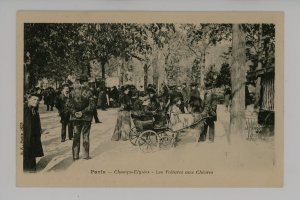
147, 87, 156, 94
172, 96, 181, 104
61, 82, 69, 88
139, 92, 147, 97
131, 91, 138, 98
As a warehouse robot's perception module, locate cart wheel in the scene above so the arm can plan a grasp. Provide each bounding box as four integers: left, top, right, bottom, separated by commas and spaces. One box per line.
129, 127, 140, 146
157, 131, 168, 138
159, 136, 173, 150
138, 130, 159, 153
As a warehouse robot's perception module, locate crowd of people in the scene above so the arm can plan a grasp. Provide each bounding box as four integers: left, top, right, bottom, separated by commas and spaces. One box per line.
111, 82, 219, 143
22, 75, 219, 173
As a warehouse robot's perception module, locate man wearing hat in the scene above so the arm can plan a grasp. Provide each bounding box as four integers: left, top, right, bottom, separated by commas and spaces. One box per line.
68, 75, 96, 160
88, 79, 101, 123
146, 87, 162, 127
131, 92, 151, 120
199, 84, 218, 142
55, 83, 73, 142
181, 83, 190, 109
23, 90, 44, 172
189, 82, 202, 113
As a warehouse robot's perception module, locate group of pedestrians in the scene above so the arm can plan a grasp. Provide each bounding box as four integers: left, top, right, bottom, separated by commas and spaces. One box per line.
111, 82, 218, 143
22, 76, 219, 173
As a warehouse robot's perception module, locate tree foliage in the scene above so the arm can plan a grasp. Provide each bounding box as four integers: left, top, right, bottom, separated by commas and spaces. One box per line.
215, 63, 231, 87
24, 22, 275, 93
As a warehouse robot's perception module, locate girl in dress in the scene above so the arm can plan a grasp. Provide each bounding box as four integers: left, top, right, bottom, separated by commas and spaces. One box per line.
111, 85, 133, 141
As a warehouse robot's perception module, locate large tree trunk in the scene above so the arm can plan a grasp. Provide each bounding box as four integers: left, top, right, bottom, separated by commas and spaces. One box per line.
230, 24, 246, 139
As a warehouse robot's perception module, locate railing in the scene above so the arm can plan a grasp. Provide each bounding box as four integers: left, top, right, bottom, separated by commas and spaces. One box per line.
245, 116, 263, 140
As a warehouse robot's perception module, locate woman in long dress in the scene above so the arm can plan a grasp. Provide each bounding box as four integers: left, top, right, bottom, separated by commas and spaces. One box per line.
111, 86, 132, 141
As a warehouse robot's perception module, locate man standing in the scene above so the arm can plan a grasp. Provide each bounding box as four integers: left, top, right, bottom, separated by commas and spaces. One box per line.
44, 87, 56, 111
89, 79, 101, 123
23, 91, 44, 172
181, 83, 190, 109
55, 83, 73, 142
189, 83, 202, 113
199, 85, 218, 142
68, 75, 96, 160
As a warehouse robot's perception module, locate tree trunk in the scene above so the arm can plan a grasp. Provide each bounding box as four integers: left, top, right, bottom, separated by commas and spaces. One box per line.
24, 66, 30, 91
200, 52, 206, 89
255, 24, 263, 108
144, 63, 149, 90
230, 24, 246, 138
87, 62, 91, 77
101, 60, 106, 79
152, 46, 159, 90
119, 57, 125, 86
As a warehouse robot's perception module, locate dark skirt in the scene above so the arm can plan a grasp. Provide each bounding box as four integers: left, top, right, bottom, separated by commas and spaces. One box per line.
111, 111, 131, 141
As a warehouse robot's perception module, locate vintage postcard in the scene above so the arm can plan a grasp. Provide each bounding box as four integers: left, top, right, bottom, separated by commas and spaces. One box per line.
16, 11, 284, 187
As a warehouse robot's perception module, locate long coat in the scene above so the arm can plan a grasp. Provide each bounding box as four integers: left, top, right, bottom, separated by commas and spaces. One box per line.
189, 88, 202, 112
23, 106, 44, 158
55, 94, 71, 123
201, 93, 218, 121
68, 86, 96, 122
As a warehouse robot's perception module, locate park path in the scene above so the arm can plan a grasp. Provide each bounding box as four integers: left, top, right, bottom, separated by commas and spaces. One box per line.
36, 103, 275, 174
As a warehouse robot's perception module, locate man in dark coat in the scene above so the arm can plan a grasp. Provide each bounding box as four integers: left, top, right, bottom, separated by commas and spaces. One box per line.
68, 75, 96, 160
110, 86, 119, 107
189, 83, 202, 113
55, 84, 73, 142
199, 86, 218, 142
44, 87, 56, 111
181, 83, 190, 109
89, 80, 101, 123
23, 92, 44, 172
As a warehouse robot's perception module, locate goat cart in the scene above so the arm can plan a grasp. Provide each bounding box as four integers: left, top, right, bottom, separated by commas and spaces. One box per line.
129, 112, 208, 153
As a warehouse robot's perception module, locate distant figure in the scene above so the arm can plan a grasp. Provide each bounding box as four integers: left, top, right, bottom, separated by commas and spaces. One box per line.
98, 88, 107, 110
245, 85, 252, 107
106, 87, 111, 108
23, 91, 44, 172
224, 85, 232, 112
89, 82, 101, 123
44, 87, 56, 111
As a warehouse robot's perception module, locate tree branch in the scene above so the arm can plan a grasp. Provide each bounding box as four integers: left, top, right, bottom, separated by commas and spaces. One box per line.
186, 44, 200, 57
129, 53, 146, 62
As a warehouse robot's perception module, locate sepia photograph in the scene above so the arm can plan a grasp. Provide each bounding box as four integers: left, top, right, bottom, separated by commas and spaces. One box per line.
16, 11, 283, 187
